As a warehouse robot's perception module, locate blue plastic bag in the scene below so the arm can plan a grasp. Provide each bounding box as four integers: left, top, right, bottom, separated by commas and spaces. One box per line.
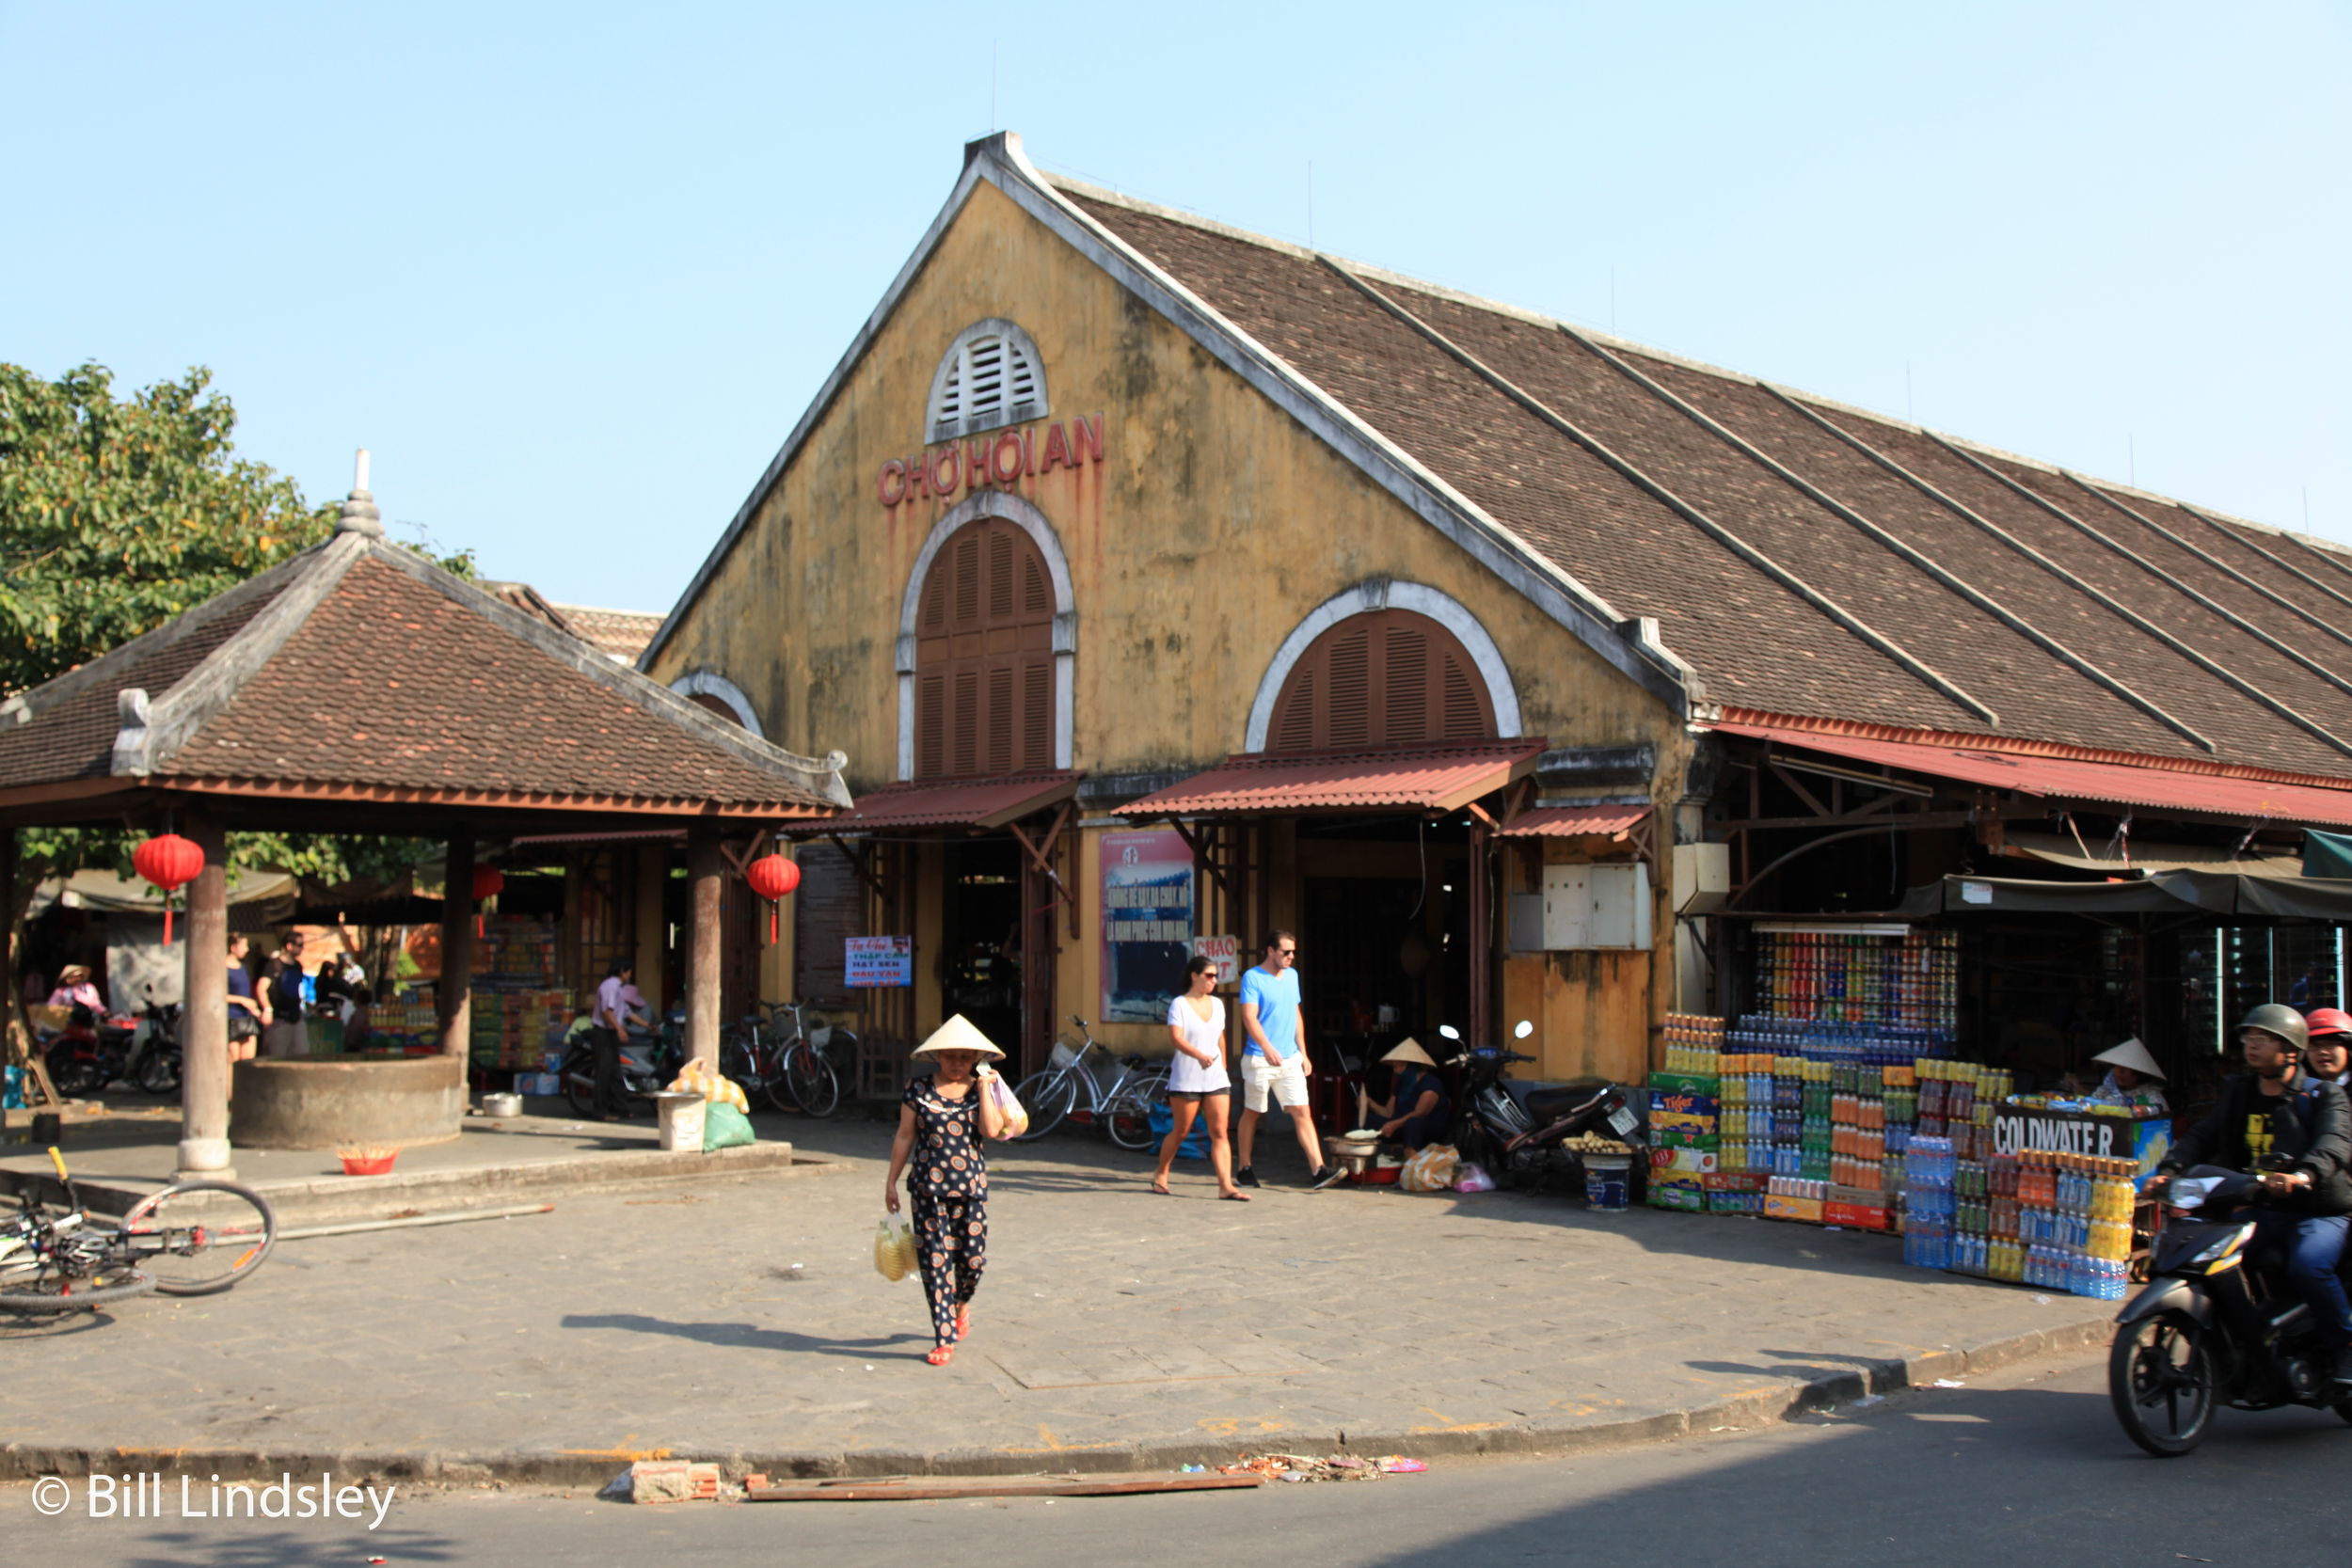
1146, 1101, 1209, 1160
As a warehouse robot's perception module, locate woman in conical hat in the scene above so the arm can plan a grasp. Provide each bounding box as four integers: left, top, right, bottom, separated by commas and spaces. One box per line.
2089, 1037, 2168, 1115
1365, 1038, 1451, 1150
886, 1015, 1007, 1365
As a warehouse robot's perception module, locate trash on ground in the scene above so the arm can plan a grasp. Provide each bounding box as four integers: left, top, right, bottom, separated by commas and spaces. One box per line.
625, 1460, 721, 1504
1931, 1378, 1966, 1388
1851, 1394, 1885, 1408
744, 1472, 1260, 1502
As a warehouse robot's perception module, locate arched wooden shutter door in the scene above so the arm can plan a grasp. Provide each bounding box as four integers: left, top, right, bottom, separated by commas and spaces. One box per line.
1265, 610, 1497, 752
913, 518, 1058, 777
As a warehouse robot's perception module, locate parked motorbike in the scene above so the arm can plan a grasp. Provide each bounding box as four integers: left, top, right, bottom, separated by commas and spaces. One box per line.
127, 987, 183, 1095
1437, 1022, 1537, 1176
43, 1011, 135, 1098
560, 1023, 685, 1117
1498, 1082, 1646, 1194
2108, 1165, 2352, 1455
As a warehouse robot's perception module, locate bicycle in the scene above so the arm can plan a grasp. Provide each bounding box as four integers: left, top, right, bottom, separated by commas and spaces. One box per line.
756, 1001, 852, 1118
1015, 1016, 1169, 1150
0, 1148, 278, 1313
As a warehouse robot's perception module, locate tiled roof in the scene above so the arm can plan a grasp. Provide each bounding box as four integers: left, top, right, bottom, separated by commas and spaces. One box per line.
1120, 741, 1543, 817
1057, 181, 2352, 783
0, 532, 850, 817
785, 772, 1082, 835
550, 603, 667, 664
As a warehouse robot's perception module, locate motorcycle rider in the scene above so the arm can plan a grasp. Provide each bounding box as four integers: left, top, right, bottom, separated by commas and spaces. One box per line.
2304, 1007, 2352, 1087
2158, 1003, 2352, 1384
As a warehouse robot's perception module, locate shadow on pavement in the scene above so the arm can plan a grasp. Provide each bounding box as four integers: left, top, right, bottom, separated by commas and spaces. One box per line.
108, 1526, 455, 1568
562, 1310, 932, 1362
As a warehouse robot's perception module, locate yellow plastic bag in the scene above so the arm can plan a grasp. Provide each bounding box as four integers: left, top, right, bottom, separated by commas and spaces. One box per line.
874, 1213, 914, 1282
1400, 1144, 1461, 1193
667, 1063, 750, 1114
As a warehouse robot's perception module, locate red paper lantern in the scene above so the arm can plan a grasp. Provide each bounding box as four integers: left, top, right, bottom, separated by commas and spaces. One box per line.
745, 853, 800, 942
134, 832, 205, 944
470, 865, 505, 936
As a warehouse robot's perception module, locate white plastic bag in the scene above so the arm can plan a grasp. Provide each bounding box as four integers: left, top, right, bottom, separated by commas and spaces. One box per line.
988, 1073, 1028, 1138
874, 1213, 916, 1282
1401, 1144, 1461, 1193
1453, 1162, 1495, 1194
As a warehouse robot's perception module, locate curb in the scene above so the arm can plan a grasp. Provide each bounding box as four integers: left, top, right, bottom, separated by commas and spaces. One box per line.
0, 1311, 2117, 1487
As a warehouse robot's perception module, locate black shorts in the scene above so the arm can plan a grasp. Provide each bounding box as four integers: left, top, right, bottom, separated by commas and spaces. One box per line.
1167, 1085, 1230, 1101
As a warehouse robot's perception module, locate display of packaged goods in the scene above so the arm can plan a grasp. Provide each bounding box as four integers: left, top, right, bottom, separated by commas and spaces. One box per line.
1648, 1088, 1718, 1137
1824, 1199, 1887, 1230
1661, 1012, 1725, 1077
1763, 1178, 1825, 1223
513, 1072, 562, 1096
1651, 1146, 1718, 1176
1749, 926, 1959, 1033
1649, 1070, 1719, 1096
1647, 1171, 1706, 1212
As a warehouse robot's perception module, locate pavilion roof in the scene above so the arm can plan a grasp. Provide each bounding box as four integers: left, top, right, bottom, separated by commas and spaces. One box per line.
0, 528, 850, 830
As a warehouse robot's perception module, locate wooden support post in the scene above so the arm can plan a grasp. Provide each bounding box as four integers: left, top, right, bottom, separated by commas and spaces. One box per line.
439, 830, 475, 1058
1469, 819, 1493, 1050
1, 827, 16, 1067
687, 821, 724, 1074
178, 810, 232, 1178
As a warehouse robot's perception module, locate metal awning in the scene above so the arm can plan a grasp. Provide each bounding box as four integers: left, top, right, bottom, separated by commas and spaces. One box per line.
1495, 804, 1648, 839
1118, 741, 1545, 819
1710, 721, 2352, 828
785, 771, 1082, 836
1894, 872, 2352, 921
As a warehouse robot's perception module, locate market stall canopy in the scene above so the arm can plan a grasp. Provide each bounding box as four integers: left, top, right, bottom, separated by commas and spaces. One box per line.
2306, 830, 2352, 879
26, 866, 296, 918
783, 771, 1082, 836
1893, 872, 2352, 921
2001, 830, 2304, 879
0, 522, 851, 836
1712, 721, 2352, 829
1118, 740, 1544, 819
1495, 804, 1649, 839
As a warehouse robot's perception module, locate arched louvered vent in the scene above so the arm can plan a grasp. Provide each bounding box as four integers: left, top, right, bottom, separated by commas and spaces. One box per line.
914, 518, 1057, 778
929, 321, 1050, 442
1265, 610, 1497, 752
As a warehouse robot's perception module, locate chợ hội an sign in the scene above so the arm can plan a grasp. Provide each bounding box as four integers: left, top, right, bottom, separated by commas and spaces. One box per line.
876, 415, 1104, 507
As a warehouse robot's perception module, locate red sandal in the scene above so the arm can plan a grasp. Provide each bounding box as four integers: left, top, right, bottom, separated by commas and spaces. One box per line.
926, 1344, 955, 1366
955, 1304, 972, 1341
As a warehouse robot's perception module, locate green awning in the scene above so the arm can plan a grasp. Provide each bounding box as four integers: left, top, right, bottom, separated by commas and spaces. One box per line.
2305, 830, 2352, 879
1891, 872, 2352, 920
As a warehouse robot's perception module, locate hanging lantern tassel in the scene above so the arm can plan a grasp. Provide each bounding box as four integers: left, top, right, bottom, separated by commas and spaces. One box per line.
744, 853, 801, 948
133, 832, 206, 948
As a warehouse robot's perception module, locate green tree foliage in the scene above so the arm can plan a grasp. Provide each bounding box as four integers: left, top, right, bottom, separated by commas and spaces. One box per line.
0, 362, 466, 910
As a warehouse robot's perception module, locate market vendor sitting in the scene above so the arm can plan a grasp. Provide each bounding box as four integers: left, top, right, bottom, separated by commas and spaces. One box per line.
2088, 1037, 2168, 1116
1366, 1039, 1451, 1150
45, 964, 103, 1022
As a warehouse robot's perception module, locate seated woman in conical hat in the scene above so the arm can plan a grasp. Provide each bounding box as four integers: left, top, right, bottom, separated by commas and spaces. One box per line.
1364, 1038, 1452, 1150
2088, 1037, 2168, 1116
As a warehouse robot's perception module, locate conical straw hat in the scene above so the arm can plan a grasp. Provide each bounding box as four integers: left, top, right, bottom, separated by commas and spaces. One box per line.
2091, 1037, 2164, 1081
912, 1013, 1006, 1059
1382, 1037, 1438, 1068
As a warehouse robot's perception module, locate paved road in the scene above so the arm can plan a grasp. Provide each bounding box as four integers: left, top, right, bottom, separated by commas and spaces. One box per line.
1, 1114, 2110, 1471
7, 1351, 2347, 1567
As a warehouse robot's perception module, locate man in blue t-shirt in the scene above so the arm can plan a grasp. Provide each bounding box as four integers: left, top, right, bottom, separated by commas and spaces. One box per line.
1236, 930, 1340, 1190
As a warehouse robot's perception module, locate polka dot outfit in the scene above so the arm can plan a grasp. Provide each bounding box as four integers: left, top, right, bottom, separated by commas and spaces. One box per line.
902, 1073, 988, 1347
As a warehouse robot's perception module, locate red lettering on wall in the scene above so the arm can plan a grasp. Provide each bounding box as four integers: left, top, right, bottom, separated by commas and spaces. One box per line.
965, 439, 990, 493
1040, 422, 1070, 473
876, 414, 1111, 506
877, 459, 906, 507
1070, 413, 1104, 465
931, 445, 961, 495
905, 452, 930, 500
1021, 426, 1035, 476
993, 431, 1025, 484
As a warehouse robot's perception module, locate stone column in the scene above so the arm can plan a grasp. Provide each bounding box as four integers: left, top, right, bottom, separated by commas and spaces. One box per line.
686, 822, 723, 1074
178, 810, 232, 1178
439, 829, 474, 1057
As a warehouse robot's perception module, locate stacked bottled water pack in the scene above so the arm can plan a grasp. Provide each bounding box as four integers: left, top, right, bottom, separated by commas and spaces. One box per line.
1900, 1135, 1959, 1271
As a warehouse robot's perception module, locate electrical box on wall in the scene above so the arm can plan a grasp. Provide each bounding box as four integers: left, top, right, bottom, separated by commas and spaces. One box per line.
1507, 894, 1545, 955
1673, 843, 1729, 914
1540, 862, 1653, 951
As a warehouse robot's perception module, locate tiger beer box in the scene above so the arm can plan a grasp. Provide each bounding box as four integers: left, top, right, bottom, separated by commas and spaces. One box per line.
1649, 1087, 1718, 1148
1704, 1171, 1767, 1214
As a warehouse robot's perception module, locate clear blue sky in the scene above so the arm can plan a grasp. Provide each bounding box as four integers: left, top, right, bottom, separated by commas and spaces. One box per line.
6, 2, 2345, 613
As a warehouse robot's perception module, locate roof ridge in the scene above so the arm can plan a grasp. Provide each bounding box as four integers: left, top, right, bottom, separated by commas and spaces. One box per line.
1049, 173, 2347, 563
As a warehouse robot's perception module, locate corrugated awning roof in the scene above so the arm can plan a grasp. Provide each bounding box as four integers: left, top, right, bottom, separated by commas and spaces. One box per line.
1120, 741, 1543, 818
785, 772, 1082, 835
2002, 830, 2303, 879
1496, 805, 1648, 839
1712, 721, 2352, 829
508, 828, 688, 850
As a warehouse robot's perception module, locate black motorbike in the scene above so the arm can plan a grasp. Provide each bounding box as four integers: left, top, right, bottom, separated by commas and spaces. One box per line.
2109, 1164, 2352, 1455
561, 1023, 685, 1117
1436, 1023, 1534, 1176
127, 987, 183, 1095
42, 1011, 135, 1098
1498, 1082, 1646, 1194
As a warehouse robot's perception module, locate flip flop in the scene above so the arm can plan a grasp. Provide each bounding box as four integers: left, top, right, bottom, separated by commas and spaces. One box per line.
927, 1344, 955, 1366
1149, 1182, 1171, 1196
955, 1304, 972, 1340
1219, 1191, 1254, 1201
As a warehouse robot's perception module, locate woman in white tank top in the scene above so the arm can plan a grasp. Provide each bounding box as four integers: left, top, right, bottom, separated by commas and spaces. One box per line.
1150, 955, 1250, 1199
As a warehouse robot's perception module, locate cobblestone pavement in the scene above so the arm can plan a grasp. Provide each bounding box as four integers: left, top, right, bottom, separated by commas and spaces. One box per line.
0, 1115, 2111, 1474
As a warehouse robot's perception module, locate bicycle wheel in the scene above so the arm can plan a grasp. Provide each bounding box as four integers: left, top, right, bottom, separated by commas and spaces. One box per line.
1105, 1085, 1161, 1152
720, 1030, 769, 1102
761, 1040, 800, 1113
561, 1044, 600, 1117
1017, 1069, 1077, 1140
0, 1262, 155, 1313
122, 1180, 278, 1296
785, 1042, 842, 1118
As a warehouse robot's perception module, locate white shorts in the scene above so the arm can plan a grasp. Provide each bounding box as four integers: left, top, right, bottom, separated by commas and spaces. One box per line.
1241, 1053, 1309, 1113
